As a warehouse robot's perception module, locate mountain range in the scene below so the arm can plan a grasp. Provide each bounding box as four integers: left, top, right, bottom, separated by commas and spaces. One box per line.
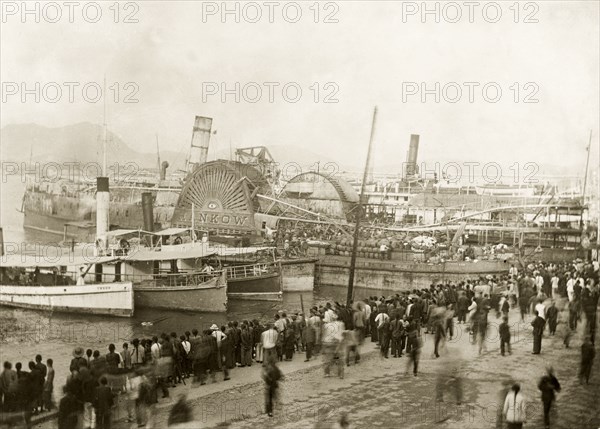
0, 122, 587, 181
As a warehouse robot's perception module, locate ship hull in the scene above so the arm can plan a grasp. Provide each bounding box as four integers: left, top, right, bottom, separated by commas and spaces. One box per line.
226, 272, 282, 301
23, 210, 95, 241
133, 276, 228, 312
0, 282, 134, 317
316, 256, 508, 291
280, 258, 316, 292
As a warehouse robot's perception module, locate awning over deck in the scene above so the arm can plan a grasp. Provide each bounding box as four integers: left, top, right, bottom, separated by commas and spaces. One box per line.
0, 254, 119, 268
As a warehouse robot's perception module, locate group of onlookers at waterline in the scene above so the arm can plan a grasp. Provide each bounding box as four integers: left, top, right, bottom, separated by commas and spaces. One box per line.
0, 258, 597, 428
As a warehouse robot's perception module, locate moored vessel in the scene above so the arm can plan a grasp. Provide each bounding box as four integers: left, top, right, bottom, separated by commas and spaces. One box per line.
0, 254, 134, 317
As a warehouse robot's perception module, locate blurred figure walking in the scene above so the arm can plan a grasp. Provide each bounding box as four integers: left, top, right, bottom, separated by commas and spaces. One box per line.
538, 366, 561, 429
262, 356, 283, 417
503, 383, 526, 429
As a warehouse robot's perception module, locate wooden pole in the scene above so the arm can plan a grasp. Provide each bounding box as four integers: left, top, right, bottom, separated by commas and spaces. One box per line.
581, 130, 593, 227
347, 107, 378, 307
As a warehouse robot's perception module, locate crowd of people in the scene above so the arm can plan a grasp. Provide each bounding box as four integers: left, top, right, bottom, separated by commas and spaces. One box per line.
0, 259, 597, 429
0, 355, 55, 427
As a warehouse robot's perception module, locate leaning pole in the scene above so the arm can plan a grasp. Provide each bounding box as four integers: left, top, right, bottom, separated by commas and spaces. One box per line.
346, 106, 378, 307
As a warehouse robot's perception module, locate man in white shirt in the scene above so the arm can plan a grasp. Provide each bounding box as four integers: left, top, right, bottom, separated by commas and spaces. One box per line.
181, 337, 191, 356
274, 315, 286, 333
201, 263, 214, 274
76, 267, 86, 286
375, 310, 390, 345
323, 304, 336, 323
406, 300, 414, 318
566, 275, 576, 302
261, 323, 278, 365
375, 311, 390, 328
534, 299, 546, 321
535, 273, 544, 294
474, 283, 484, 299
151, 337, 161, 363
363, 300, 371, 320
551, 275, 559, 299
379, 243, 388, 260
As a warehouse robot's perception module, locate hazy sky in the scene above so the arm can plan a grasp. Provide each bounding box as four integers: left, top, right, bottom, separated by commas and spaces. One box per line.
1, 1, 599, 173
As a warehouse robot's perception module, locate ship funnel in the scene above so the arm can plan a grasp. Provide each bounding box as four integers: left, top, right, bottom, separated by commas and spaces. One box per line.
405, 134, 420, 178
186, 116, 213, 172
160, 161, 169, 181
96, 177, 110, 252
141, 192, 154, 232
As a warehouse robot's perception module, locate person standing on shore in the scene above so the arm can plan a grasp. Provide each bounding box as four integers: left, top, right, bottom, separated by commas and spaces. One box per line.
240, 323, 253, 367
499, 316, 511, 356
261, 323, 278, 367
431, 305, 446, 358
1, 361, 17, 412
80, 367, 97, 429
210, 325, 226, 371
262, 355, 283, 417
58, 385, 81, 429
322, 313, 344, 378
457, 291, 469, 324
70, 347, 88, 373
405, 318, 421, 377
546, 301, 558, 336
580, 336, 595, 384
390, 313, 404, 358
94, 376, 114, 429
28, 361, 44, 415
120, 343, 132, 371
304, 310, 317, 362
503, 383, 526, 429
531, 311, 545, 355
42, 359, 54, 412
129, 338, 146, 369
378, 312, 391, 359
538, 366, 561, 429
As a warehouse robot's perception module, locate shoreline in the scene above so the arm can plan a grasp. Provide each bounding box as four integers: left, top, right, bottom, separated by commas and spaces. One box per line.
30, 303, 599, 428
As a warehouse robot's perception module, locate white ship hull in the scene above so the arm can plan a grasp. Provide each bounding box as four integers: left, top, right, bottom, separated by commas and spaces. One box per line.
0, 282, 134, 317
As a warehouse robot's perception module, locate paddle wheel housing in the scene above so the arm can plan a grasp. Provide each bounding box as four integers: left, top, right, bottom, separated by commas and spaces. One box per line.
171, 160, 270, 235
279, 172, 359, 221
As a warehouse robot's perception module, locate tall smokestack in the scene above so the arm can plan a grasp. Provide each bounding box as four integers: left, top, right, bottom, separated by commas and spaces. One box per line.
186, 116, 213, 172
141, 192, 155, 232
405, 134, 420, 178
160, 161, 169, 181
0, 227, 4, 257
96, 177, 109, 251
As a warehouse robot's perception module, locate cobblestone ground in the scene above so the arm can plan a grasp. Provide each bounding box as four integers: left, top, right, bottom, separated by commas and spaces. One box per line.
53, 306, 598, 429
202, 306, 600, 429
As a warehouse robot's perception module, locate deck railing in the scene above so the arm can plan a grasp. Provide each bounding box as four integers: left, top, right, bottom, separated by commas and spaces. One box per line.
226, 262, 278, 279
1, 269, 223, 288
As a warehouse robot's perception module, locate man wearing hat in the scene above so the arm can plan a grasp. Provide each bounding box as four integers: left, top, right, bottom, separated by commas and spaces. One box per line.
211, 325, 226, 371
69, 347, 88, 373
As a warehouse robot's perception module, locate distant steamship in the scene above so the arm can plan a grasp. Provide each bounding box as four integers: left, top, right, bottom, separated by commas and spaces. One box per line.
21, 118, 214, 242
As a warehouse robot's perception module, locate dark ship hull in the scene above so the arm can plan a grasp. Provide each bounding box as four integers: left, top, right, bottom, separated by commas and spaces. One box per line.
23, 185, 178, 241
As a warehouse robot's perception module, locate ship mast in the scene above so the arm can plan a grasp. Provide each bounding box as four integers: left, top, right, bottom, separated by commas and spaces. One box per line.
346, 106, 378, 307
156, 134, 161, 177
581, 130, 593, 228
597, 129, 599, 259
